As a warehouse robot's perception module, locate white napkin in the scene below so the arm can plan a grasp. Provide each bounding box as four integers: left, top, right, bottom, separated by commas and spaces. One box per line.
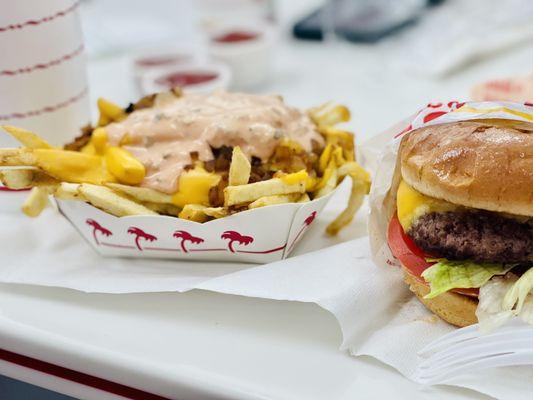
1, 205, 533, 399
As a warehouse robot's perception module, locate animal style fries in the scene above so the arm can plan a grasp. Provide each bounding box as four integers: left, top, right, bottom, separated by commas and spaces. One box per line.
0, 89, 370, 234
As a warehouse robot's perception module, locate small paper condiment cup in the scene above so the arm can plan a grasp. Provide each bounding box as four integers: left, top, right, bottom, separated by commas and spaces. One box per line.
139, 62, 231, 95
207, 23, 276, 90
130, 46, 198, 92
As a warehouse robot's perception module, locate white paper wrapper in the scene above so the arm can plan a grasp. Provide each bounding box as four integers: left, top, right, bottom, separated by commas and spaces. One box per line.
367, 100, 533, 271
57, 187, 336, 263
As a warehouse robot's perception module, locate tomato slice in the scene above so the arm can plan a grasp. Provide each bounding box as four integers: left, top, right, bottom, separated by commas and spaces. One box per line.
387, 214, 479, 297
387, 214, 433, 277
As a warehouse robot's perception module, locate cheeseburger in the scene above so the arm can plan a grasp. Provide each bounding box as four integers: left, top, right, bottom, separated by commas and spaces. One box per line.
387, 119, 533, 327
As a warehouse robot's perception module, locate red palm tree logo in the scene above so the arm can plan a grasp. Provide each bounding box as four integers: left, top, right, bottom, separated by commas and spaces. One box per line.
127, 227, 157, 251
85, 219, 112, 245
173, 230, 204, 253
287, 211, 317, 254
304, 211, 317, 226
221, 231, 254, 253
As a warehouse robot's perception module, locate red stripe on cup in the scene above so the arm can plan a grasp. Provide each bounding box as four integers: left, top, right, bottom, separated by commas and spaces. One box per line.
1, 44, 84, 76
0, 1, 80, 33
0, 86, 88, 121
0, 348, 171, 400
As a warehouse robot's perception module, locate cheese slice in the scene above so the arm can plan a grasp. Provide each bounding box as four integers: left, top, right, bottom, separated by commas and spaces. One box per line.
397, 180, 457, 231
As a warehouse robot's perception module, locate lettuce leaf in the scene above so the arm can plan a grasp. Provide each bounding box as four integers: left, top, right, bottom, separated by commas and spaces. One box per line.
477, 276, 516, 332
421, 259, 515, 299
503, 267, 533, 313
477, 269, 533, 332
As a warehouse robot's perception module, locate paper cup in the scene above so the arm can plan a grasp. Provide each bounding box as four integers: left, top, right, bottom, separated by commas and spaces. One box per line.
0, 0, 90, 145
0, 0, 90, 212
57, 187, 337, 263
365, 101, 533, 269
207, 23, 275, 90
130, 45, 199, 93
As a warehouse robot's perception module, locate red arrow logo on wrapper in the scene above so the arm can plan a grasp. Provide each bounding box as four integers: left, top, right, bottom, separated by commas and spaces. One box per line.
221, 231, 254, 253
85, 219, 112, 245
173, 230, 204, 253
127, 227, 157, 251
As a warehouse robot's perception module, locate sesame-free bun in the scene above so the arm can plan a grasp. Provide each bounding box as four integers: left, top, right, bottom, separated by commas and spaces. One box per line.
403, 267, 478, 327
400, 120, 533, 217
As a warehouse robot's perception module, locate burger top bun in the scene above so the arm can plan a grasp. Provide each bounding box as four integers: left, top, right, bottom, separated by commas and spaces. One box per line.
403, 267, 478, 327
400, 120, 533, 217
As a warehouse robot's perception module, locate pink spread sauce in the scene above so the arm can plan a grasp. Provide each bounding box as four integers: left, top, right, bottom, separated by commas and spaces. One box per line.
105, 91, 324, 193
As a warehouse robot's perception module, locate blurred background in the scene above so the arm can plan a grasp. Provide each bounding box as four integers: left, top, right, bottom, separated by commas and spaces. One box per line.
81, 0, 533, 141
1, 0, 532, 398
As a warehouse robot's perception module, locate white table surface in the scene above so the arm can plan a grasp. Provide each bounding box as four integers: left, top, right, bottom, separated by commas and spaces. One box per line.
2, 1, 533, 399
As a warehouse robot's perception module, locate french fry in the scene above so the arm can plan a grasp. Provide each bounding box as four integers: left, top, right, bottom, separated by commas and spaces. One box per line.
54, 183, 82, 200
248, 193, 300, 209
318, 143, 333, 173
331, 146, 346, 166
2, 126, 52, 149
276, 169, 308, 184
203, 207, 228, 218
0, 148, 37, 166
78, 184, 156, 217
142, 201, 181, 217
0, 148, 114, 184
297, 193, 310, 203
105, 147, 145, 185
179, 204, 209, 222
337, 161, 370, 181
154, 91, 182, 107
0, 168, 57, 189
321, 126, 355, 161
106, 183, 173, 204
224, 174, 306, 206
314, 162, 338, 198
309, 103, 350, 127
178, 204, 227, 221
22, 187, 53, 217
326, 177, 369, 235
326, 162, 371, 235
91, 128, 108, 154
228, 146, 251, 186
97, 98, 126, 126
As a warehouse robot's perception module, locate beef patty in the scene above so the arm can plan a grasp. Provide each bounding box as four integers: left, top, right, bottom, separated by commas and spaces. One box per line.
408, 210, 533, 263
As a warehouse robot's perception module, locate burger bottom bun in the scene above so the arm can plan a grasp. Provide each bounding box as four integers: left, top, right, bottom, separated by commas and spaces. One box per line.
403, 267, 478, 327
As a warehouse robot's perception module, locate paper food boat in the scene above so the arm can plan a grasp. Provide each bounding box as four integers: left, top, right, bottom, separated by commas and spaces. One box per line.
57, 187, 337, 264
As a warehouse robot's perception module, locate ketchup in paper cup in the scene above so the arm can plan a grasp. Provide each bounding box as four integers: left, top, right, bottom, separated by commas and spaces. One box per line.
212, 30, 261, 44
140, 63, 231, 95
207, 24, 275, 89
